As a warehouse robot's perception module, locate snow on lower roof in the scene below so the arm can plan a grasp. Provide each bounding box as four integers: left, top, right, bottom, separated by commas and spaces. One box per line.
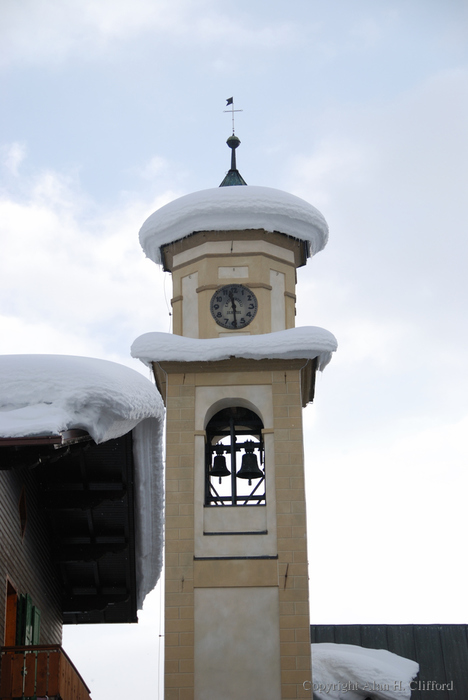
131, 326, 337, 371
0, 354, 164, 443
312, 643, 419, 700
139, 185, 329, 266
0, 354, 165, 608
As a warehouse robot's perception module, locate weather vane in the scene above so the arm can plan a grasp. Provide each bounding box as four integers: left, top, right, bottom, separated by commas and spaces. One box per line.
224, 97, 243, 135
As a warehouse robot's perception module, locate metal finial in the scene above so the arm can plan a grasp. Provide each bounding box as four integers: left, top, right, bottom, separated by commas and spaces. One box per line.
226, 134, 241, 170
219, 133, 247, 187
223, 97, 243, 135
220, 99, 247, 187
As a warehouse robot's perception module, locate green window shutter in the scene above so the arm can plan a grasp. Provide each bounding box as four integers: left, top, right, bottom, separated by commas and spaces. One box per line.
15, 593, 36, 645
16, 594, 26, 645
32, 605, 41, 644
24, 593, 33, 645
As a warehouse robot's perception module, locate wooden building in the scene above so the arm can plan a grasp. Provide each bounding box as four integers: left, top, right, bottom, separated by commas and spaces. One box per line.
0, 355, 164, 699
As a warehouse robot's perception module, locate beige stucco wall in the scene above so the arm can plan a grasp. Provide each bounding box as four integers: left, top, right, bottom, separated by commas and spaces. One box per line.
194, 587, 282, 700
272, 368, 312, 698
271, 268, 286, 332
163, 362, 312, 700
167, 232, 298, 338
181, 272, 198, 338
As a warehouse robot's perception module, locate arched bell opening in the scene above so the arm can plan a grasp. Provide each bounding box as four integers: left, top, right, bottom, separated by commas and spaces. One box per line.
205, 406, 265, 507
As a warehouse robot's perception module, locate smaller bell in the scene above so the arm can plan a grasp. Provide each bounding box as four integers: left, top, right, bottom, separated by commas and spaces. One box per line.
209, 446, 230, 483
236, 442, 263, 485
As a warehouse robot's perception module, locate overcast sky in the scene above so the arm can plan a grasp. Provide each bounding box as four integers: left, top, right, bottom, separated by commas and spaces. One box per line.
2, 1, 468, 698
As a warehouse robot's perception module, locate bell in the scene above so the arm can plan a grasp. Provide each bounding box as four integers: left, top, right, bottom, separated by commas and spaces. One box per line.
236, 442, 263, 485
209, 446, 230, 483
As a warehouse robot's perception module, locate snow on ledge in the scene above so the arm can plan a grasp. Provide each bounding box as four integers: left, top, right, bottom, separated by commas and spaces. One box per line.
0, 354, 164, 443
311, 643, 419, 700
139, 186, 329, 266
131, 326, 337, 372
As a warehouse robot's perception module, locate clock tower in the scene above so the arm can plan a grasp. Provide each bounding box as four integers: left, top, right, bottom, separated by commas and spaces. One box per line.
132, 135, 336, 700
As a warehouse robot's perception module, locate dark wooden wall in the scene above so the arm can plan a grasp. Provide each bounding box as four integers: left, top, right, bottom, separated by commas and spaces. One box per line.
0, 466, 62, 646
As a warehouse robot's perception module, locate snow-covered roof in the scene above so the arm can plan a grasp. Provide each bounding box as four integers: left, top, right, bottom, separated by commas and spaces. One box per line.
139, 185, 329, 266
312, 643, 419, 700
0, 354, 164, 443
0, 354, 165, 609
131, 326, 337, 372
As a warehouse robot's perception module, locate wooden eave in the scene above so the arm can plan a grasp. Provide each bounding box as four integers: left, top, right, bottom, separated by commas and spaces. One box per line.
0, 430, 92, 452
0, 433, 138, 624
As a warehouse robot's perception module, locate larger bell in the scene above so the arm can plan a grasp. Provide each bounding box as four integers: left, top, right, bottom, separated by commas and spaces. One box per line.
209, 446, 230, 483
237, 442, 263, 485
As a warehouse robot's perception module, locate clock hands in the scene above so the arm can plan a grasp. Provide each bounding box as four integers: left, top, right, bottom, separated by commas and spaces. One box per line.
228, 291, 238, 329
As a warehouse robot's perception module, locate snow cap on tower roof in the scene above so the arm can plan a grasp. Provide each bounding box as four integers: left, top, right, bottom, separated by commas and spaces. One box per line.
139, 185, 329, 266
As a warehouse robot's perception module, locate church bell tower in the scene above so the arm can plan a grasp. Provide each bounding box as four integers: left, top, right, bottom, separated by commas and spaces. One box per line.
132, 134, 336, 700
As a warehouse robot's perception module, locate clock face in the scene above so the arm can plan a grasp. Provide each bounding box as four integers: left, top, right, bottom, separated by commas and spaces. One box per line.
210, 284, 258, 329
